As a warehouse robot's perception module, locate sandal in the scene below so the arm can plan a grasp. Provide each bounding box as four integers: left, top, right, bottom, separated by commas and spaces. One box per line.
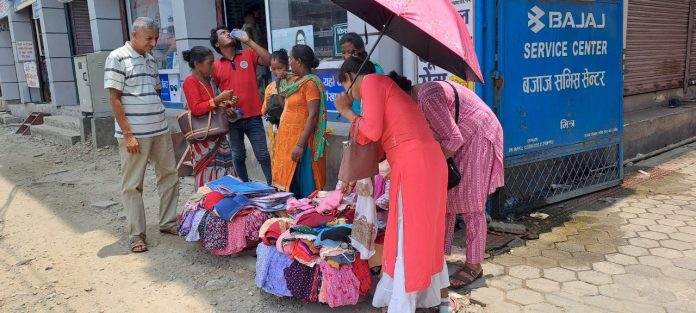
130, 236, 148, 253
448, 265, 482, 290
159, 225, 179, 236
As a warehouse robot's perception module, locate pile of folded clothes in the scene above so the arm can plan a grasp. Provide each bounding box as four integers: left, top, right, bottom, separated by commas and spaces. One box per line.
254, 191, 380, 308
177, 176, 290, 256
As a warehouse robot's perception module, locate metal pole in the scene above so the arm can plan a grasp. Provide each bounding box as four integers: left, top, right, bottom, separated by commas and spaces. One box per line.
346, 14, 395, 93
684, 0, 694, 92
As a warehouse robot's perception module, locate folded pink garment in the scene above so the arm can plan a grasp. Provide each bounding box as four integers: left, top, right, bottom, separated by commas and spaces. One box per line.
286, 198, 315, 214
316, 191, 343, 213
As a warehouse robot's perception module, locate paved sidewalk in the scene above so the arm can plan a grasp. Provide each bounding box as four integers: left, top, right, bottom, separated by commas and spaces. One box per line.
461, 143, 696, 313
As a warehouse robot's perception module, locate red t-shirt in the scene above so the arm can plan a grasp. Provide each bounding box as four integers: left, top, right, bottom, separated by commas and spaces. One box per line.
213, 49, 261, 118
182, 76, 216, 117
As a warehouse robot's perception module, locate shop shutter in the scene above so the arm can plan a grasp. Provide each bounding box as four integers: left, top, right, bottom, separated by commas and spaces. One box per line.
624, 0, 691, 95
689, 1, 696, 84
69, 0, 94, 55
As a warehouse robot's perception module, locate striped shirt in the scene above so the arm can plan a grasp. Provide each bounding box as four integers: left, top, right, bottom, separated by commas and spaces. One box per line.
104, 42, 169, 138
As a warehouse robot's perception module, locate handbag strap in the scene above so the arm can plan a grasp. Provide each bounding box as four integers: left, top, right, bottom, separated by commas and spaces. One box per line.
444, 82, 460, 124
196, 79, 217, 140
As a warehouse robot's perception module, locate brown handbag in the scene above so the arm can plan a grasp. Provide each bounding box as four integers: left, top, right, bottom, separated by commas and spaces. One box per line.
338, 117, 382, 182
177, 80, 230, 143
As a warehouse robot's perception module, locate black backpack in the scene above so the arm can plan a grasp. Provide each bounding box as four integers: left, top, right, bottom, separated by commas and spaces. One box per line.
264, 93, 284, 126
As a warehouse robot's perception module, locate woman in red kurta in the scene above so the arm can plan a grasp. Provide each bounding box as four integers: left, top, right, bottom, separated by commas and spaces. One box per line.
335, 56, 449, 313
181, 46, 237, 187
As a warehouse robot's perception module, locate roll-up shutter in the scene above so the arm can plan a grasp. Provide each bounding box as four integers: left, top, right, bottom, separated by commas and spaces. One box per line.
69, 0, 94, 55
688, 1, 696, 84
625, 0, 690, 95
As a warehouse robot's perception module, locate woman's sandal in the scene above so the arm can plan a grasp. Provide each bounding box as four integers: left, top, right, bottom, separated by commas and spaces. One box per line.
130, 236, 148, 253
448, 266, 482, 290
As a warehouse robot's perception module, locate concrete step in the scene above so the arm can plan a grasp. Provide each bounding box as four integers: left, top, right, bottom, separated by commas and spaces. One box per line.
44, 115, 81, 131
31, 124, 81, 146
624, 104, 696, 160
0, 112, 22, 125
58, 105, 82, 117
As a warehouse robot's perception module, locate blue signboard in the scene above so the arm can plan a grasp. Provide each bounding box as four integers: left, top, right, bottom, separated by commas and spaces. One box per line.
498, 0, 623, 157
316, 68, 344, 113
159, 74, 171, 102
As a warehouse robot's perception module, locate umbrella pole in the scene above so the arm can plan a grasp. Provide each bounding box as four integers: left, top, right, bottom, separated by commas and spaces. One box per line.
346, 15, 396, 93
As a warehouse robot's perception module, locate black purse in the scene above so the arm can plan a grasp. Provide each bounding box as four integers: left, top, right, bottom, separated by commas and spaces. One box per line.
444, 82, 462, 190
264, 83, 284, 125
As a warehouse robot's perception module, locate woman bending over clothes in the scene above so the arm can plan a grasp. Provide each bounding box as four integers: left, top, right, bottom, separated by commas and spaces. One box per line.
271, 44, 328, 198
334, 56, 449, 313
181, 46, 238, 187
389, 72, 504, 289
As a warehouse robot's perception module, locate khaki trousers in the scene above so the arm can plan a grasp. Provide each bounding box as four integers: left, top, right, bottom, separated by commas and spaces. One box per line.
118, 134, 180, 239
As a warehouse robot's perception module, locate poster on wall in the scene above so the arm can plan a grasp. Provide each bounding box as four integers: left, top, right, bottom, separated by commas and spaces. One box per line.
159, 74, 181, 104
271, 25, 314, 54
416, 0, 474, 86
13, 0, 34, 11
168, 74, 181, 103
23, 61, 38, 88
0, 0, 10, 19
16, 41, 34, 62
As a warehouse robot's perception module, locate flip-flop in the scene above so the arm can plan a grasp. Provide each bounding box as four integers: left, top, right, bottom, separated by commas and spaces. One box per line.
130, 236, 148, 253
448, 266, 482, 290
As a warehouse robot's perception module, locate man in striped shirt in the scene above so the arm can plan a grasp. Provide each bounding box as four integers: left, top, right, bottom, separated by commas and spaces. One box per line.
104, 17, 180, 253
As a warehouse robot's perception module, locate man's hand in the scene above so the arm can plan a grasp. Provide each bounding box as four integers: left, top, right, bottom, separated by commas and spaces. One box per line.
124, 133, 140, 154
231, 29, 251, 44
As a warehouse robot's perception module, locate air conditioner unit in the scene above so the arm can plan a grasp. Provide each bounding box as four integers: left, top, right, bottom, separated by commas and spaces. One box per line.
74, 52, 111, 117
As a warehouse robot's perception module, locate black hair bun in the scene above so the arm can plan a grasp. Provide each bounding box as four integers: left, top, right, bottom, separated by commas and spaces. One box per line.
310, 58, 320, 69
182, 50, 191, 62
388, 71, 413, 92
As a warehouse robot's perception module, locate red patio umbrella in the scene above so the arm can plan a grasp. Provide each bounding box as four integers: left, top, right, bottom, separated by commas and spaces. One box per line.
332, 0, 483, 83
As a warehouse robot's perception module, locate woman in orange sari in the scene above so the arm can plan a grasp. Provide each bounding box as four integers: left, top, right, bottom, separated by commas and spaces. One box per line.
271, 45, 327, 197
335, 56, 449, 313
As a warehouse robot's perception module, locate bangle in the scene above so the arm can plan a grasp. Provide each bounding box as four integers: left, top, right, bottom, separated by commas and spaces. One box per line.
296, 143, 305, 148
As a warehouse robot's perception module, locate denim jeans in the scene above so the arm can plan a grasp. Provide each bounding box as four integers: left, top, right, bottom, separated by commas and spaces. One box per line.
228, 115, 272, 184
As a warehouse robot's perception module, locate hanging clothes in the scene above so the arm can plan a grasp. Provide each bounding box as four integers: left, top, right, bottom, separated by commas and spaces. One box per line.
318, 261, 360, 308
256, 244, 294, 297
351, 178, 378, 259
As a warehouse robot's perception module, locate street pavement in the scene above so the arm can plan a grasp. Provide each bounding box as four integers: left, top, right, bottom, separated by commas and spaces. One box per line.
461, 142, 696, 313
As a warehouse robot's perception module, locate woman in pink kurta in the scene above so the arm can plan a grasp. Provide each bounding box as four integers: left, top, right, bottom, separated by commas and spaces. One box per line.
389, 72, 504, 289
335, 57, 449, 313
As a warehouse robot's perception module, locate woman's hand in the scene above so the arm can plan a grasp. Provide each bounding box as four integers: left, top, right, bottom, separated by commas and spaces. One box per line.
217, 90, 234, 103
338, 181, 356, 195
226, 107, 237, 118
335, 92, 353, 113
291, 145, 304, 162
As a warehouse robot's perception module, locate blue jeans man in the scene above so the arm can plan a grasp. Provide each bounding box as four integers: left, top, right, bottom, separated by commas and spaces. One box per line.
228, 116, 272, 185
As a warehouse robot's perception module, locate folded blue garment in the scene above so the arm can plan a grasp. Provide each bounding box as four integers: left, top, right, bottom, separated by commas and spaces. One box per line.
207, 176, 275, 194
214, 194, 255, 221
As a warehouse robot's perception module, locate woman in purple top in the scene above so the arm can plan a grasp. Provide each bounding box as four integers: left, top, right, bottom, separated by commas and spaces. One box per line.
389, 72, 505, 289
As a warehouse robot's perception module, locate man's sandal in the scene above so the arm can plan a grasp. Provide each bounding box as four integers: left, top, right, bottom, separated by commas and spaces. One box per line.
130, 236, 148, 253
159, 226, 179, 236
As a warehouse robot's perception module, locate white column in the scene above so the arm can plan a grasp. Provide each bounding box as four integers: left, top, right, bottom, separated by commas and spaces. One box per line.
0, 19, 19, 102
87, 0, 123, 52
8, 8, 40, 103
172, 0, 217, 78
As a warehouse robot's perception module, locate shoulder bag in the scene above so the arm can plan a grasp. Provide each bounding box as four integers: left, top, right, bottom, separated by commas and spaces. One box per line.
338, 117, 381, 182
444, 82, 462, 189
177, 79, 230, 143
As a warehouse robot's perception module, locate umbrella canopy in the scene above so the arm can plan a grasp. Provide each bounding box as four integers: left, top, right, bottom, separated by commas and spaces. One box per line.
332, 0, 483, 83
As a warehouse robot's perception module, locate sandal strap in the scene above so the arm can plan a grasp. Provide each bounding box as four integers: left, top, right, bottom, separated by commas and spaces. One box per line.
450, 266, 481, 284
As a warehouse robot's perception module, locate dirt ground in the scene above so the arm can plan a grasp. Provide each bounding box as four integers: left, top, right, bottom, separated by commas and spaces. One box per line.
0, 126, 392, 313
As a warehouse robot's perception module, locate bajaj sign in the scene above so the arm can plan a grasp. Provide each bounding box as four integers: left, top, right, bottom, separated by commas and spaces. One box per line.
528, 5, 606, 33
